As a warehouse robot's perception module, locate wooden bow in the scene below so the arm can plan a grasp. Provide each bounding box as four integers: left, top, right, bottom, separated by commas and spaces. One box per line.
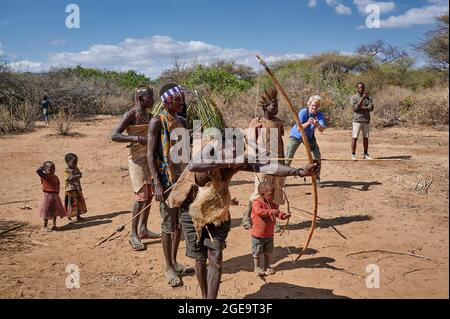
256, 55, 318, 260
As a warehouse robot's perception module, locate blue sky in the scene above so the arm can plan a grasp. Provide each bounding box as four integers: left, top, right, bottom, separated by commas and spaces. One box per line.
0, 0, 448, 78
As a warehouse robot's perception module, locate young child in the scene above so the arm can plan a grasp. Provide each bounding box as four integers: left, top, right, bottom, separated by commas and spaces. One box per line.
251, 181, 290, 276
64, 153, 87, 223
36, 161, 66, 231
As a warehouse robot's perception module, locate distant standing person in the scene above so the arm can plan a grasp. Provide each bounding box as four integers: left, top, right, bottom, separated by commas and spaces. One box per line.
41, 96, 50, 126
285, 95, 326, 185
351, 82, 374, 160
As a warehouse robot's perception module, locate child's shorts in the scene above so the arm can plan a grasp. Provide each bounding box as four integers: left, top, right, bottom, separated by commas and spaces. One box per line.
251, 236, 274, 256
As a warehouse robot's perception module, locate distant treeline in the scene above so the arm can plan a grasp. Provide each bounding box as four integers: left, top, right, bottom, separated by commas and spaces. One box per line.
0, 13, 448, 134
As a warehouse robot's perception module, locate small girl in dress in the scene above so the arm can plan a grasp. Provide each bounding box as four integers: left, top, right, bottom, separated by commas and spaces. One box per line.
64, 153, 87, 223
36, 161, 66, 231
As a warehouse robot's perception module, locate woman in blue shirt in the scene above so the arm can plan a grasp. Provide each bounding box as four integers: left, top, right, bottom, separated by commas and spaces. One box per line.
285, 95, 326, 184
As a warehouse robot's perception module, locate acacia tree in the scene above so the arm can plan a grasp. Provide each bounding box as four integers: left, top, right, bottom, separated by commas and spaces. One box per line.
357, 40, 409, 64
418, 12, 449, 72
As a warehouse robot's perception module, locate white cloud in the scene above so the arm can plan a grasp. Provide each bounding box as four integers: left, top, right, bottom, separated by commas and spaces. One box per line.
9, 60, 46, 72
353, 0, 396, 14
326, 0, 352, 15
340, 50, 357, 56
46, 35, 307, 78
335, 3, 352, 14
427, 0, 448, 5
380, 4, 448, 28
308, 0, 318, 8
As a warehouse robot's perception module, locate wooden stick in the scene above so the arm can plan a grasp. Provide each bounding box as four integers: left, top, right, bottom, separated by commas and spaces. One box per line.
346, 249, 432, 261
268, 157, 406, 162
205, 225, 214, 243
0, 199, 35, 206
94, 183, 175, 248
120, 230, 130, 241
27, 232, 49, 246
425, 175, 442, 194
0, 224, 24, 235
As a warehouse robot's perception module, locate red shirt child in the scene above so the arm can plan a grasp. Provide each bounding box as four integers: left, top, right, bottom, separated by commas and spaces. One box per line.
251, 197, 289, 238
250, 181, 290, 276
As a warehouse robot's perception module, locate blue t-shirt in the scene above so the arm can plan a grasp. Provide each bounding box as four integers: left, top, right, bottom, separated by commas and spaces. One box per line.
289, 108, 326, 140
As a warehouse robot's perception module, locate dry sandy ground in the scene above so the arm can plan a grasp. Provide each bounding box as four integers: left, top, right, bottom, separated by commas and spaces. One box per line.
0, 116, 448, 299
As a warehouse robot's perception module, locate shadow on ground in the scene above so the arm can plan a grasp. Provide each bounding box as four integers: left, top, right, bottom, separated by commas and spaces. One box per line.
0, 220, 36, 254
286, 214, 372, 231
286, 180, 382, 191
244, 281, 349, 299
223, 246, 318, 274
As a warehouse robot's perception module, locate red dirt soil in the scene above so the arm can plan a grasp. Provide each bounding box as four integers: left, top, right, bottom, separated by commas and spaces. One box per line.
0, 116, 448, 299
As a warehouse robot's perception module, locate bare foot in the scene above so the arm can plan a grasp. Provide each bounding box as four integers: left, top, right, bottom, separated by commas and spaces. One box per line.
255, 267, 266, 276
165, 268, 183, 287
138, 229, 161, 239
264, 267, 276, 275
129, 233, 146, 251
174, 262, 195, 275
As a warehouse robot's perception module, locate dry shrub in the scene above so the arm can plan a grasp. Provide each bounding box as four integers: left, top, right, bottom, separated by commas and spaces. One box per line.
371, 86, 449, 128
52, 110, 73, 135
216, 86, 261, 129
98, 93, 132, 115
0, 103, 37, 134
372, 86, 415, 128
409, 86, 449, 127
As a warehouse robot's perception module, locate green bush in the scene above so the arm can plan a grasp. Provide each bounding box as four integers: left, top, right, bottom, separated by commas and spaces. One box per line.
182, 65, 253, 96
68, 66, 152, 89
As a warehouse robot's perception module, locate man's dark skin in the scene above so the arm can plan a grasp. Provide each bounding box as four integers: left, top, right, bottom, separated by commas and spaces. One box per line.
147, 92, 186, 285
188, 144, 319, 299
352, 83, 370, 155
242, 97, 279, 230
111, 89, 160, 251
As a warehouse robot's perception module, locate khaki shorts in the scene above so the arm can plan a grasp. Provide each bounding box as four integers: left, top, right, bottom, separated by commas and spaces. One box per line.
352, 122, 370, 139
249, 174, 285, 205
